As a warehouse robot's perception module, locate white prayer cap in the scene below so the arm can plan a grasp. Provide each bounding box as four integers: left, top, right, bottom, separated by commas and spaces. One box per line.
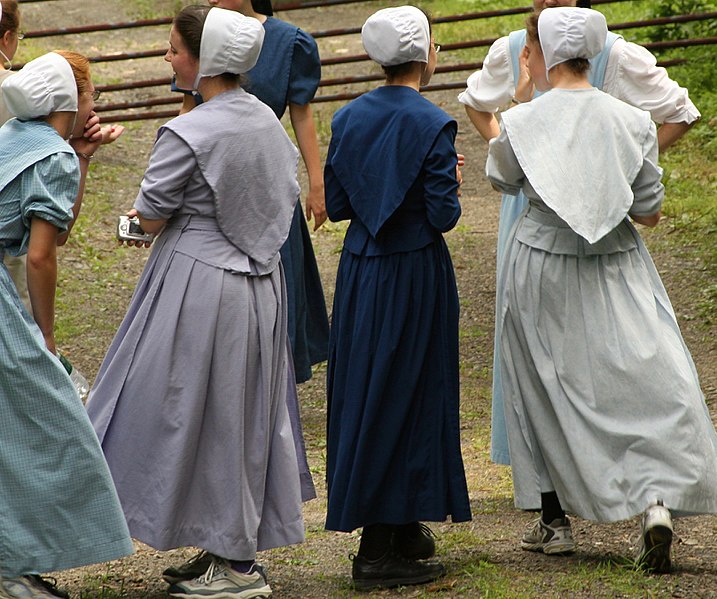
538, 7, 607, 72
362, 6, 430, 66
198, 7, 265, 79
1, 52, 78, 119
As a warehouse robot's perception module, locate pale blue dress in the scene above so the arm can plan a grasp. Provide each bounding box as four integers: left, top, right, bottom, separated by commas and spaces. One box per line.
487, 89, 717, 518
0, 119, 133, 578
490, 30, 618, 464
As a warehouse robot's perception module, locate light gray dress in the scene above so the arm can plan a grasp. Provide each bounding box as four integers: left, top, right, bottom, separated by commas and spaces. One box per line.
486, 88, 717, 520
86, 90, 306, 559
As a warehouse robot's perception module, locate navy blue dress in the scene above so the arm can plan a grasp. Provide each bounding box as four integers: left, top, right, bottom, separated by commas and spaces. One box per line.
324, 86, 472, 532
247, 17, 329, 383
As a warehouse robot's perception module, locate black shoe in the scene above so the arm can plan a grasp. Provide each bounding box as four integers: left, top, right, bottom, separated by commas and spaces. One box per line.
28, 576, 70, 599
351, 551, 445, 591
394, 522, 437, 560
162, 550, 214, 584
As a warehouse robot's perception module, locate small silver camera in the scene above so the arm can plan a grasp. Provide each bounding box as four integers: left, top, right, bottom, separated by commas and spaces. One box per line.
117, 215, 155, 243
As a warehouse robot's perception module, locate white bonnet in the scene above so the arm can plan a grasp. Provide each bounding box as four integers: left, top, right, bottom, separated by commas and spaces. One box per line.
198, 7, 265, 80
1, 52, 78, 119
362, 6, 430, 67
538, 7, 607, 72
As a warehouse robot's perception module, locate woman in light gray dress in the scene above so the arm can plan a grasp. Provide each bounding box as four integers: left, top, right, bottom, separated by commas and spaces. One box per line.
86, 7, 306, 598
487, 7, 717, 574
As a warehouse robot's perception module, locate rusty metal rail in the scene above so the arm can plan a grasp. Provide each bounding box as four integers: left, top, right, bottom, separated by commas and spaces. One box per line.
15, 1, 717, 122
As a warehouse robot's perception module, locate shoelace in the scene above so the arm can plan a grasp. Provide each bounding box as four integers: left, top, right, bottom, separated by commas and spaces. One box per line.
197, 559, 223, 584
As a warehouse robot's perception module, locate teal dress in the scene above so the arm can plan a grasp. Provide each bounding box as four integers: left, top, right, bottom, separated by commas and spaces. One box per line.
0, 119, 133, 577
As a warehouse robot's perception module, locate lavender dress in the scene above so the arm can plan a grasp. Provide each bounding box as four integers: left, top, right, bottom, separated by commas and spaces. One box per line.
87, 90, 307, 559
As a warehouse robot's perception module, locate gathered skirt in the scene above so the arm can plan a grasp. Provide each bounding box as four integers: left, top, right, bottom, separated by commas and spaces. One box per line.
280, 204, 330, 383
325, 239, 471, 532
0, 264, 132, 578
500, 216, 717, 520
87, 223, 305, 559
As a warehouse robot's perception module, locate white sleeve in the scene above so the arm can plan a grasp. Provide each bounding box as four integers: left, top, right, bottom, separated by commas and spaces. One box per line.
603, 38, 700, 124
457, 36, 514, 113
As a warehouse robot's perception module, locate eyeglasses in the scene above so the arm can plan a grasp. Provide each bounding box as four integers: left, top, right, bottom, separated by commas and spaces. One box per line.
16, 31, 25, 41
90, 89, 101, 101
433, 43, 441, 53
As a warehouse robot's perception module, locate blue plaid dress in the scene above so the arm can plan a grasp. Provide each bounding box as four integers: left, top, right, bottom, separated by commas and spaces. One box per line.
0, 119, 133, 577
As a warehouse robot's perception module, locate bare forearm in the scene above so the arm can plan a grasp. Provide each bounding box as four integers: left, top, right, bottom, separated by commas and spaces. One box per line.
657, 122, 693, 153
26, 220, 59, 352
465, 105, 500, 142
290, 103, 323, 192
290, 102, 327, 228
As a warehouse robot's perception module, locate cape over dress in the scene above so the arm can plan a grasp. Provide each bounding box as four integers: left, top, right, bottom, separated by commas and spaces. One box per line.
486, 88, 717, 518
0, 119, 133, 578
86, 89, 307, 560
324, 85, 471, 532
246, 16, 329, 384
458, 28, 701, 466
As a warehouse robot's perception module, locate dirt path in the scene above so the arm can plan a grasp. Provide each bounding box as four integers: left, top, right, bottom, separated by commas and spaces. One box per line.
16, 1, 717, 597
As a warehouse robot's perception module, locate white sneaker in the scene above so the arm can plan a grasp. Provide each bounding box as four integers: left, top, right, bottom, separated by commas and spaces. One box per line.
1, 576, 59, 598
521, 516, 576, 555
168, 558, 272, 598
636, 500, 673, 573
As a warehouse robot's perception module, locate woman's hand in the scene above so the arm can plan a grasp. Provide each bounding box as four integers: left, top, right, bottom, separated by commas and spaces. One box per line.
118, 209, 155, 249
69, 111, 125, 159
306, 184, 327, 230
514, 47, 534, 104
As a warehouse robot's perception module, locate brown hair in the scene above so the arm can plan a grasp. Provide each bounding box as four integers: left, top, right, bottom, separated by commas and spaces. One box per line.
526, 11, 590, 76
173, 4, 241, 85
0, 0, 20, 38
53, 50, 92, 95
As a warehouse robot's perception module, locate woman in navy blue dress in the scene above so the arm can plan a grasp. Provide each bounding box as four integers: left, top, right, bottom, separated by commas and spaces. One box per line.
324, 6, 471, 591
207, 0, 329, 384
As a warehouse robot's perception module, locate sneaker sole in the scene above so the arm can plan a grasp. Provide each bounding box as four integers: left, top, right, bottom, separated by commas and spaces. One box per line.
168, 588, 271, 599
640, 525, 673, 574
521, 541, 575, 555
353, 566, 445, 591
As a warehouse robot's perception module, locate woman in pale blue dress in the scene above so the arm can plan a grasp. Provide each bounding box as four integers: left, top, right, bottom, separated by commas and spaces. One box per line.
86, 8, 306, 598
487, 8, 717, 574
459, 0, 701, 467
0, 50, 132, 597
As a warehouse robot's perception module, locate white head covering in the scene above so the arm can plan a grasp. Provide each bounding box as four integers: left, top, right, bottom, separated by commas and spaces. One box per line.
538, 7, 607, 73
1, 52, 78, 119
362, 6, 430, 66
195, 7, 264, 87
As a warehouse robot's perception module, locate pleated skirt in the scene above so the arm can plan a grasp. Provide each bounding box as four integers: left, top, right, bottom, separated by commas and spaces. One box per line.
87, 224, 305, 559
280, 204, 330, 383
500, 219, 717, 520
325, 239, 471, 532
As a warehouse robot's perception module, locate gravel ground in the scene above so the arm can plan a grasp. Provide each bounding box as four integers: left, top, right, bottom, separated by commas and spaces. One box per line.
16, 1, 717, 597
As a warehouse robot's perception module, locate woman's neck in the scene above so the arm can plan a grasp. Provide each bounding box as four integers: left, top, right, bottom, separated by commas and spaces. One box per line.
198, 76, 239, 102
547, 65, 592, 90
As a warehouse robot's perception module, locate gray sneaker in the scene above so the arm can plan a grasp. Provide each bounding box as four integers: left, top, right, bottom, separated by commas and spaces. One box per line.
163, 551, 214, 585
521, 517, 576, 555
636, 500, 673, 574
1, 576, 60, 598
168, 558, 271, 598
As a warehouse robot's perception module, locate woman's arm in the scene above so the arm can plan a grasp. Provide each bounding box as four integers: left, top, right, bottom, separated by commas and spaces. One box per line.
423, 125, 462, 233
26, 218, 60, 353
289, 102, 327, 230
